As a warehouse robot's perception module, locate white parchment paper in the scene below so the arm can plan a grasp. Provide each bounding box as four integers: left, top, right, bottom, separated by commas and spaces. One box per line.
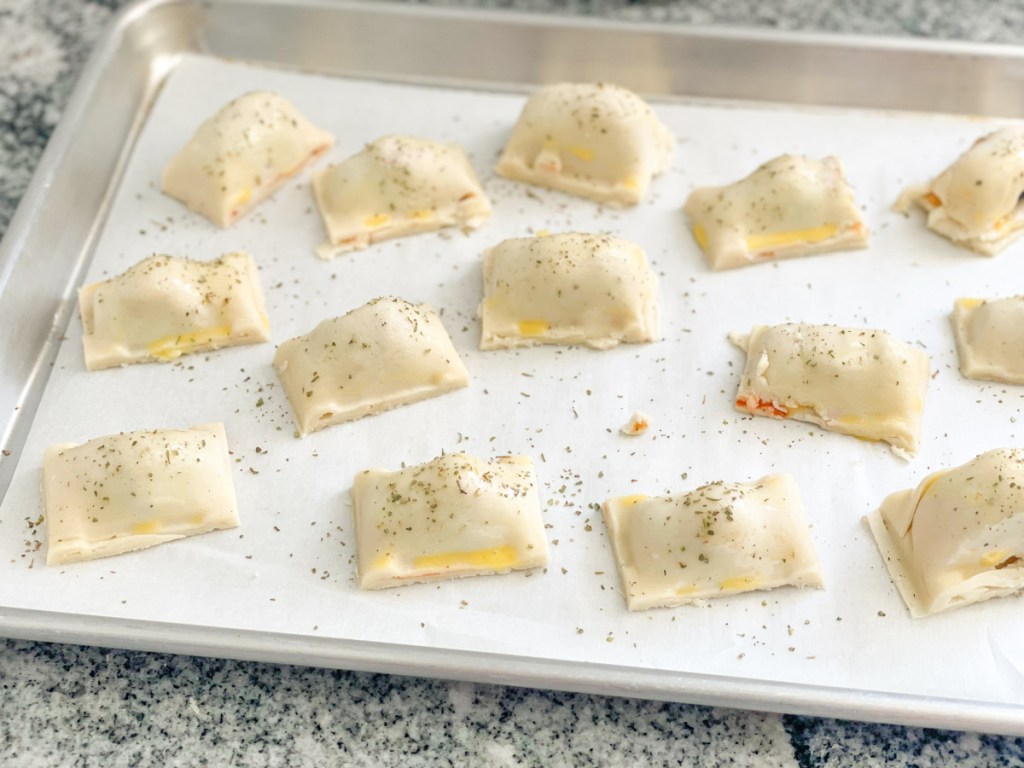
3, 54, 1024, 705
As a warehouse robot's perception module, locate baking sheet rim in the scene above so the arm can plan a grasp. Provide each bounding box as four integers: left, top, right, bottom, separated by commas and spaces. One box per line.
5, 604, 1022, 735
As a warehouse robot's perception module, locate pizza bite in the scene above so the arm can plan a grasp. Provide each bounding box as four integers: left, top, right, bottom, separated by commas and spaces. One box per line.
43, 423, 239, 565
352, 452, 548, 589
603, 474, 823, 611
895, 127, 1024, 255
496, 82, 674, 206
684, 155, 869, 270
731, 324, 930, 458
162, 91, 333, 227
866, 448, 1024, 617
312, 135, 491, 259
952, 295, 1024, 384
479, 232, 659, 350
274, 297, 469, 436
78, 252, 270, 370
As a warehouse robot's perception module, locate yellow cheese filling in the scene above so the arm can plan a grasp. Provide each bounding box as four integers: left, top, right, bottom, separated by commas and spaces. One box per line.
517, 320, 550, 337
745, 224, 838, 253
616, 494, 648, 508
147, 324, 233, 360
692, 224, 709, 251
414, 545, 519, 571
567, 145, 595, 162
719, 575, 761, 591
981, 549, 1009, 567
231, 188, 252, 207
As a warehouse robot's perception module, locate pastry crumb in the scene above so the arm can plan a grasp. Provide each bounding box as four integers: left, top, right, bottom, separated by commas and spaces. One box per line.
620, 411, 650, 436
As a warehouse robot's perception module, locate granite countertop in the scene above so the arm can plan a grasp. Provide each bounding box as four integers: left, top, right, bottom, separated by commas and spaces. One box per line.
3, 1, 1024, 765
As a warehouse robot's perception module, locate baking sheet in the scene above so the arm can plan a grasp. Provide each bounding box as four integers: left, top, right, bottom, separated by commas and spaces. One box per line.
3, 52, 1024, 710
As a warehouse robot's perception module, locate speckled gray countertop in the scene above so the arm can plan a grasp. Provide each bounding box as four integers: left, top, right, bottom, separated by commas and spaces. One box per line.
3, 1, 1024, 765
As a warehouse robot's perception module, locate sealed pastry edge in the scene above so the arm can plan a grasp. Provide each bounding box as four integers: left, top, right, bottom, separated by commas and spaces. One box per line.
161, 91, 334, 228
478, 233, 660, 351
683, 155, 869, 271
893, 128, 1024, 256
865, 482, 1024, 619
77, 252, 271, 371
350, 453, 549, 590
273, 297, 470, 437
42, 422, 240, 566
602, 474, 824, 612
951, 297, 1024, 385
495, 83, 675, 207
311, 136, 493, 260
728, 324, 928, 459
863, 495, 931, 619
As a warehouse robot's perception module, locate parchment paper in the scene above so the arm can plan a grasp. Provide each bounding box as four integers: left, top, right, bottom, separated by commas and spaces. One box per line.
3, 54, 1024, 705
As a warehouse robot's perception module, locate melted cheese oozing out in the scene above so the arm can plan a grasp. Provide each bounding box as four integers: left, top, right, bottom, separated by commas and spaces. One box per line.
731, 323, 930, 457
603, 474, 823, 611
496, 82, 674, 206
351, 453, 549, 589
42, 423, 240, 565
684, 155, 867, 271
479, 232, 659, 351
78, 252, 270, 371
274, 296, 469, 436
162, 91, 333, 227
866, 448, 1024, 617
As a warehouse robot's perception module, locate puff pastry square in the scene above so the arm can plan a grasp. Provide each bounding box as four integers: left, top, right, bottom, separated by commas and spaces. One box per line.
352, 452, 549, 589
496, 82, 673, 206
604, 474, 823, 611
866, 449, 1024, 617
78, 252, 270, 371
162, 91, 333, 227
479, 232, 659, 350
952, 295, 1024, 384
731, 324, 930, 458
43, 423, 240, 565
312, 135, 492, 259
895, 127, 1024, 255
684, 155, 868, 271
274, 297, 469, 436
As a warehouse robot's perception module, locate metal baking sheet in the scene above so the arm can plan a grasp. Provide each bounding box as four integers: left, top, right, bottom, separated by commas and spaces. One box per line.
4, 0, 1024, 735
